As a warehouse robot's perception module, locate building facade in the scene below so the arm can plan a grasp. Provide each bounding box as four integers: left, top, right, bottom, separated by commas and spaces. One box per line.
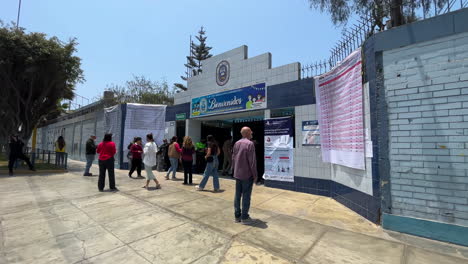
164, 45, 380, 224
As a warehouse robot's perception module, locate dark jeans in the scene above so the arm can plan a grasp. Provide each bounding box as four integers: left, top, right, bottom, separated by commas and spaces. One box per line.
129, 158, 142, 176
98, 158, 115, 190
182, 160, 193, 184
8, 154, 33, 173
234, 178, 254, 220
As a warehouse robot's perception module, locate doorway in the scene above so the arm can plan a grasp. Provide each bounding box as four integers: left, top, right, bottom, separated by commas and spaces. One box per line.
176, 121, 186, 145
200, 122, 232, 172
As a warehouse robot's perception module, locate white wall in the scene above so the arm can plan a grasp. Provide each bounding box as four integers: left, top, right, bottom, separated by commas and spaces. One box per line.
294, 104, 331, 180
174, 45, 300, 105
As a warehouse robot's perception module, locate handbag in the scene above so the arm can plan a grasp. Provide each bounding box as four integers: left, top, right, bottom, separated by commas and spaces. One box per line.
206, 156, 214, 163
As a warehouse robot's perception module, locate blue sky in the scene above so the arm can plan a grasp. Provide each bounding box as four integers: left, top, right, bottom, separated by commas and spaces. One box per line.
1, 0, 343, 102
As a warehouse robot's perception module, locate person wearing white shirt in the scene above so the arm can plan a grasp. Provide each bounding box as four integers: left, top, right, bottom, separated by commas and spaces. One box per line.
143, 133, 161, 189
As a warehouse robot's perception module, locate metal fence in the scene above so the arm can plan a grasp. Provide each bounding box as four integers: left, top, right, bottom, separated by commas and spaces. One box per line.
27, 148, 68, 169
301, 2, 468, 79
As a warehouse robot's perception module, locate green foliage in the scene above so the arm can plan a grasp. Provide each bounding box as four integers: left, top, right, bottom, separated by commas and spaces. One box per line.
175, 26, 213, 91
0, 22, 84, 142
105, 76, 174, 106
309, 0, 449, 29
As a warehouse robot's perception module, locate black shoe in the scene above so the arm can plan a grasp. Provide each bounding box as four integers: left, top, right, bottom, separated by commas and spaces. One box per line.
9, 171, 13, 176
30, 168, 36, 172
110, 188, 119, 192
98, 189, 104, 192
128, 174, 132, 178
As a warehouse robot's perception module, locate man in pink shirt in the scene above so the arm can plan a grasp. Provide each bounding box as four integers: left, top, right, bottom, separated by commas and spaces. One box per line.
232, 127, 257, 224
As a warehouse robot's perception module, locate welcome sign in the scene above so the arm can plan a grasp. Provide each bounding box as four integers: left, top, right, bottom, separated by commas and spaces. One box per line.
191, 83, 266, 118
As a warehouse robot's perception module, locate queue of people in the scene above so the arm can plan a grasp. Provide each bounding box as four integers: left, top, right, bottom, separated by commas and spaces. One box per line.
80, 127, 258, 225
7, 126, 258, 225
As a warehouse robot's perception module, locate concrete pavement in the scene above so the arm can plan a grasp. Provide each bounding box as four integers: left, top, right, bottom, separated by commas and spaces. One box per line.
1, 160, 468, 264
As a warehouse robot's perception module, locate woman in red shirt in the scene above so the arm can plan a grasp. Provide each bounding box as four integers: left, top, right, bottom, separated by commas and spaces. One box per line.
128, 137, 143, 178
96, 133, 117, 191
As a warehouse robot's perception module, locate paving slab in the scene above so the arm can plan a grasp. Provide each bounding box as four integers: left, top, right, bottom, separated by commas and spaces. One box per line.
3, 211, 97, 249
306, 197, 385, 237
255, 193, 320, 219
84, 202, 150, 224
2, 160, 468, 264
126, 185, 182, 199
405, 246, 468, 264
71, 193, 136, 211
198, 207, 277, 236
387, 231, 468, 260
190, 241, 231, 264
221, 241, 292, 264
303, 228, 404, 264
1, 201, 80, 230
103, 209, 187, 243
129, 222, 229, 264
170, 196, 232, 220
239, 214, 326, 260
79, 246, 150, 264
5, 225, 123, 264
143, 189, 206, 207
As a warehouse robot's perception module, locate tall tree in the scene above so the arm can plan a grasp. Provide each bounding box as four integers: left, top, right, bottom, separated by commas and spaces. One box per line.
174, 26, 213, 91
105, 76, 174, 105
309, 0, 449, 30
0, 23, 83, 144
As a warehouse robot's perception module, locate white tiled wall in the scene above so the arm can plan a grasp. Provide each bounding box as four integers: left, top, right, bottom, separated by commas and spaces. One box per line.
174, 45, 300, 105
294, 104, 331, 180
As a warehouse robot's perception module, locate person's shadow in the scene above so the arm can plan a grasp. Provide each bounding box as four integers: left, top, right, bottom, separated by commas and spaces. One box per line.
246, 219, 268, 229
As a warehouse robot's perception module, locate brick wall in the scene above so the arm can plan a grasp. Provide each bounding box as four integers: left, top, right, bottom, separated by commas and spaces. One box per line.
383, 31, 468, 226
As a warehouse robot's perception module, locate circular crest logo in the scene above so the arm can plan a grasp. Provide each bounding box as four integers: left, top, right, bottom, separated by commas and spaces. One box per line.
216, 60, 230, 86
199, 98, 208, 113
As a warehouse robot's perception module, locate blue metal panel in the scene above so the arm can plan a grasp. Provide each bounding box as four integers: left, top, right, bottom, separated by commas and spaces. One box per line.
166, 103, 190, 122
267, 79, 315, 109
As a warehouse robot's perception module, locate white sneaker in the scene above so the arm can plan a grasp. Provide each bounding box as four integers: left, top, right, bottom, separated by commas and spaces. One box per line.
195, 185, 203, 191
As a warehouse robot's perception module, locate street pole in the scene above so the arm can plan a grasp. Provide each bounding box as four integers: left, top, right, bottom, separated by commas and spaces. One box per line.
16, 0, 22, 29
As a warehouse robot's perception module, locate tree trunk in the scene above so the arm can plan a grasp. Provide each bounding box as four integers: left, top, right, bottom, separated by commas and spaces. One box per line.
391, 0, 404, 27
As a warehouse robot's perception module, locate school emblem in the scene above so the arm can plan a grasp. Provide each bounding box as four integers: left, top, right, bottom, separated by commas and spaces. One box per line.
216, 60, 230, 86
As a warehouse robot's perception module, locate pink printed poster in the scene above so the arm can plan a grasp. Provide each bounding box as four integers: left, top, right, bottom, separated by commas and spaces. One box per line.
315, 48, 365, 170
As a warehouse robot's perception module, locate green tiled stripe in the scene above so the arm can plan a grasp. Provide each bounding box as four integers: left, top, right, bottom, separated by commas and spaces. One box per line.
383, 213, 468, 247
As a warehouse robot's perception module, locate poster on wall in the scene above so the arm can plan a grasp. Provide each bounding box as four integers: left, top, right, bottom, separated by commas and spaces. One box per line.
264, 117, 294, 182
315, 48, 365, 170
264, 148, 294, 182
302, 120, 320, 146
123, 103, 166, 159
104, 105, 123, 165
264, 117, 294, 148
191, 83, 266, 118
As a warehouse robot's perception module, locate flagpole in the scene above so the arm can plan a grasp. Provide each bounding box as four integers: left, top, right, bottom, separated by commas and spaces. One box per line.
16, 0, 22, 29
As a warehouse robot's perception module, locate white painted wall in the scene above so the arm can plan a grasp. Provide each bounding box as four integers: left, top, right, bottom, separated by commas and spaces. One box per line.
294, 104, 331, 180
174, 45, 300, 105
